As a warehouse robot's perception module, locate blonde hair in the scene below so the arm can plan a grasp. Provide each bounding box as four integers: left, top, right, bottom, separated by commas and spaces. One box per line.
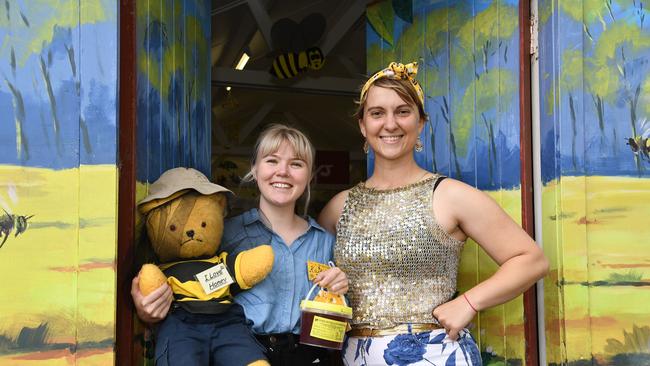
242, 124, 315, 216
354, 77, 428, 121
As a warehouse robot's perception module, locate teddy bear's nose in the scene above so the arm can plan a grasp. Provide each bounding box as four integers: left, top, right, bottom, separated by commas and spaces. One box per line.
186, 230, 195, 238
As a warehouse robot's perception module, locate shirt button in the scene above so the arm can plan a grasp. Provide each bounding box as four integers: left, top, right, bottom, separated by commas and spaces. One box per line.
270, 335, 277, 344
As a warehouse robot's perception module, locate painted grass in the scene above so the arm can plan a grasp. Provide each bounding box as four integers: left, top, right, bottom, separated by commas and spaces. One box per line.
0, 165, 117, 364
542, 176, 650, 364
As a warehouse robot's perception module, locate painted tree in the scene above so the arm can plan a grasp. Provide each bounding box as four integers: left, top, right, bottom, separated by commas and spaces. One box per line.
454, 69, 516, 185
560, 0, 614, 43
456, 1, 517, 82
2, 6, 30, 160
366, 0, 397, 73
587, 21, 650, 171
453, 1, 517, 182
421, 6, 465, 175
0, 0, 112, 161
560, 49, 584, 170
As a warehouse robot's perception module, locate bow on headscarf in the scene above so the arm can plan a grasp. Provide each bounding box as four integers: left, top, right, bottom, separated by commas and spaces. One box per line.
359, 61, 425, 105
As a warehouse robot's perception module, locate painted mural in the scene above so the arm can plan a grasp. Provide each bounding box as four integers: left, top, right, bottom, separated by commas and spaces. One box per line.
366, 0, 526, 364
135, 0, 212, 184
134, 0, 212, 363
0, 0, 118, 365
539, 0, 650, 365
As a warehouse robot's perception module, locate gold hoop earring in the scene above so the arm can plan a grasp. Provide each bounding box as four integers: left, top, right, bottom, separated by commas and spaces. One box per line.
363, 140, 369, 154
415, 137, 424, 152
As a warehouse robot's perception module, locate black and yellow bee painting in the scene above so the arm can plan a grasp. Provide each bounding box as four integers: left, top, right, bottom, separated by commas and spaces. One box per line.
626, 118, 650, 162
0, 208, 33, 249
626, 136, 650, 161
269, 47, 325, 79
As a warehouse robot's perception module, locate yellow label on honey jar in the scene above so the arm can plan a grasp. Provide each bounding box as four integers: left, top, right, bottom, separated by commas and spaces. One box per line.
309, 316, 347, 343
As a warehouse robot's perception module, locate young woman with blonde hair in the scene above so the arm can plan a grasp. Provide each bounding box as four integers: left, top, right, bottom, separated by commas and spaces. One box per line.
133, 124, 348, 365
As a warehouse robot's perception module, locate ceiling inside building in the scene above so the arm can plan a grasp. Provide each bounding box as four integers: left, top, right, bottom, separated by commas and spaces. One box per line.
210, 0, 369, 165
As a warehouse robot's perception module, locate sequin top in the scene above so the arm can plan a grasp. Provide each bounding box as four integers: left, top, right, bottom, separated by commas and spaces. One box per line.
334, 175, 465, 329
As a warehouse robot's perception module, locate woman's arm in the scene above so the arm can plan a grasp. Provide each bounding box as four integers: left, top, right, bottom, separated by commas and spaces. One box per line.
317, 189, 349, 234
131, 275, 173, 324
432, 179, 549, 340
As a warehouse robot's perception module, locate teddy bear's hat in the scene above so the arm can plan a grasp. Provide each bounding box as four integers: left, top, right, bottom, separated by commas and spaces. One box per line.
139, 167, 232, 208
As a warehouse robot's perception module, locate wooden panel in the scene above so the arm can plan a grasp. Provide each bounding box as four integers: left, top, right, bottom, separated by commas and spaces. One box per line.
0, 0, 119, 364
538, 0, 650, 365
132, 0, 212, 363
135, 0, 212, 184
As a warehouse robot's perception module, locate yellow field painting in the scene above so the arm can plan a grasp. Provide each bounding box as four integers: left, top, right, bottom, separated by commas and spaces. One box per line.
458, 187, 527, 364
0, 165, 117, 365
543, 176, 650, 364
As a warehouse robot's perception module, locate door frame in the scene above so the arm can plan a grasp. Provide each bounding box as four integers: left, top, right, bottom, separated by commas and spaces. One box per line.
116, 0, 137, 365
115, 1, 540, 365
518, 0, 540, 365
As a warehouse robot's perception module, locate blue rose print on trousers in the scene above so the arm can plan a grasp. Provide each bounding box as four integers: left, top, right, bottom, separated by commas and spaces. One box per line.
382, 332, 431, 365
345, 329, 480, 365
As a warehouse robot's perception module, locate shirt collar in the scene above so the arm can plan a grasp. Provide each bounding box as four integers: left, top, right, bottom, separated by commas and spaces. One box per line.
242, 208, 326, 233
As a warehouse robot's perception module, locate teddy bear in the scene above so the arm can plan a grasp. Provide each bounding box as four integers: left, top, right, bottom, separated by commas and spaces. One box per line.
137, 167, 273, 366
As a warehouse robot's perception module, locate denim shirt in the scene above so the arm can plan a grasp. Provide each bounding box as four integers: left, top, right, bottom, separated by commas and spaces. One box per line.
220, 208, 335, 335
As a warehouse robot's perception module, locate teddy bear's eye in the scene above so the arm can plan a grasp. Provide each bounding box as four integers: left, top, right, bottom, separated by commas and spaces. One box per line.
201, 222, 206, 228
169, 224, 176, 231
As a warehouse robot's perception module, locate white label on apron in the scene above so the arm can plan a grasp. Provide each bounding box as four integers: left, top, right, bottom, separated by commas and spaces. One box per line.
195, 263, 234, 295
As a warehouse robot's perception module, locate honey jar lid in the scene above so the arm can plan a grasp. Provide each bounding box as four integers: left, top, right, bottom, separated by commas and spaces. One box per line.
300, 300, 353, 318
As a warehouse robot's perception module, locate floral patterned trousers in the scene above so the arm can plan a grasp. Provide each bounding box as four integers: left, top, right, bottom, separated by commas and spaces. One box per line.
342, 328, 482, 366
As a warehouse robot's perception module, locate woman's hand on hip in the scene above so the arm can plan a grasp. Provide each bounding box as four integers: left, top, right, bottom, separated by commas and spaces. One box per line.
314, 267, 349, 295
432, 295, 477, 341
131, 275, 173, 324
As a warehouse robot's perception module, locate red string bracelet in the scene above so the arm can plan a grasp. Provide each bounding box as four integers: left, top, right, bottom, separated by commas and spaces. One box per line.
463, 293, 478, 313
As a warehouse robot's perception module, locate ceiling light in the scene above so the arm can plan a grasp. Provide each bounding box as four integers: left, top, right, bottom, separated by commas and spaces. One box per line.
235, 52, 250, 70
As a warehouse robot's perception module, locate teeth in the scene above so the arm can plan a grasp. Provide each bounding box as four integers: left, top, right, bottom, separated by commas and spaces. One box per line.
381, 136, 402, 142
272, 183, 291, 188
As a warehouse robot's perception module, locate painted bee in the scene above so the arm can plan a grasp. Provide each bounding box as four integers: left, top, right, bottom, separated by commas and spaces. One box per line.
269, 47, 325, 79
0, 208, 34, 248
626, 118, 650, 161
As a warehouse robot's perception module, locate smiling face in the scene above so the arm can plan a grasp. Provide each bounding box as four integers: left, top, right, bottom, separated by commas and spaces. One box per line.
254, 140, 311, 211
360, 85, 424, 162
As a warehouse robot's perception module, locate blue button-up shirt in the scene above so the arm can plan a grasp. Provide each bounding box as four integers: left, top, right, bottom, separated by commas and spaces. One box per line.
221, 208, 335, 335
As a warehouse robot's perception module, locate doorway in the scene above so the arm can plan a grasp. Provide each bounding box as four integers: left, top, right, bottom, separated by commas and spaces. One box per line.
210, 0, 368, 215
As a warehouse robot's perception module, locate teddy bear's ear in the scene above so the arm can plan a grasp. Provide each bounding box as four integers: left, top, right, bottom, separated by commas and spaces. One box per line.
203, 193, 228, 218
213, 193, 228, 216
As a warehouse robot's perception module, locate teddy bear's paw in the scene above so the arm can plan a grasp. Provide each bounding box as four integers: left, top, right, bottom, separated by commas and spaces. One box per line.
246, 360, 270, 366
236, 244, 274, 289
138, 264, 167, 296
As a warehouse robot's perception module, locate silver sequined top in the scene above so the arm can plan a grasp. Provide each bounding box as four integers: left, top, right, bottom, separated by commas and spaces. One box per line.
334, 175, 465, 329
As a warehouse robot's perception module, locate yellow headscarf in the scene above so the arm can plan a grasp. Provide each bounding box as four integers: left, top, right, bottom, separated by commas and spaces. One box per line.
359, 62, 424, 105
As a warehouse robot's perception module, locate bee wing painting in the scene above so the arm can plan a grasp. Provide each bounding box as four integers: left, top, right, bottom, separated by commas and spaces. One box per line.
640, 118, 650, 139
